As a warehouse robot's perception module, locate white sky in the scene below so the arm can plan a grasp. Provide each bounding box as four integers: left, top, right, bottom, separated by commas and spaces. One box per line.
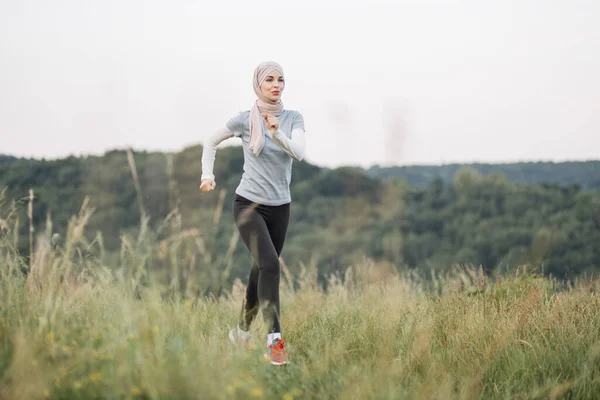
1, 0, 599, 168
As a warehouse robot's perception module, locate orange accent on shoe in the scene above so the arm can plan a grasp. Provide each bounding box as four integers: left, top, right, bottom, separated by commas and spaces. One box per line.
268, 339, 288, 365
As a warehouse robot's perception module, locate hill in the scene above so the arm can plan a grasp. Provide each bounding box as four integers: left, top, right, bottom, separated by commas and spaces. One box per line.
367, 161, 600, 190
0, 155, 19, 166
0, 148, 599, 283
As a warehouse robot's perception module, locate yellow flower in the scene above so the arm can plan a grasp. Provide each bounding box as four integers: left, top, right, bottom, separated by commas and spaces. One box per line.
97, 352, 113, 361
73, 381, 83, 390
152, 326, 160, 334
283, 388, 303, 400
88, 372, 103, 383
46, 332, 53, 340
251, 387, 263, 397
226, 385, 234, 394
130, 386, 142, 396
72, 339, 78, 346
44, 390, 50, 398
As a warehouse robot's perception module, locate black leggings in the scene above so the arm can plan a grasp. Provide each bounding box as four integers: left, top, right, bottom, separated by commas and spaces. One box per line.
233, 194, 290, 334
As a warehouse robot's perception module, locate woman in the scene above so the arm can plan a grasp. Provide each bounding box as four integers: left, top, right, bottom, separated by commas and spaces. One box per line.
199, 61, 305, 366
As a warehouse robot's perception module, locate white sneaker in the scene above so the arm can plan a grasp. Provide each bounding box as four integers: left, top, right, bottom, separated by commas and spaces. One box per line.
228, 325, 252, 349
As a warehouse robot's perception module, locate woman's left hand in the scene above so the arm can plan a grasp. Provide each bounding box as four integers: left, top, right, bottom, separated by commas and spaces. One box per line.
263, 114, 279, 132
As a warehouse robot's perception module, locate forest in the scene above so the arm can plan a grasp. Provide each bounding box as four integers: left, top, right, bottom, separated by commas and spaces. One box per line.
367, 161, 600, 190
1, 147, 599, 287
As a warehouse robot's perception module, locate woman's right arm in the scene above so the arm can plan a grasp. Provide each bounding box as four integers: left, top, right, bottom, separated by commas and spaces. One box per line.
200, 127, 235, 183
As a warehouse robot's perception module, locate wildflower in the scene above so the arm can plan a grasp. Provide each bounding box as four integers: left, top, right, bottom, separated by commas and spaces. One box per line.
251, 387, 263, 397
89, 372, 103, 383
130, 386, 142, 396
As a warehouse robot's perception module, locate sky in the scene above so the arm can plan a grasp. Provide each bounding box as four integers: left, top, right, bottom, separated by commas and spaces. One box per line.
1, 0, 599, 168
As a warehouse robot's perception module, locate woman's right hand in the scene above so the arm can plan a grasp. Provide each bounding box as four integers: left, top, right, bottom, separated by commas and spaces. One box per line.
199, 179, 216, 192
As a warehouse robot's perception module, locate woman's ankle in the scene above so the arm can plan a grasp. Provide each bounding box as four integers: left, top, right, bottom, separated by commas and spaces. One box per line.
267, 332, 282, 346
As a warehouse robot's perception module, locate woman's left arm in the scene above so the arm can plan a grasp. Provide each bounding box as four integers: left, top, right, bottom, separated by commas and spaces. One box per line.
271, 128, 305, 161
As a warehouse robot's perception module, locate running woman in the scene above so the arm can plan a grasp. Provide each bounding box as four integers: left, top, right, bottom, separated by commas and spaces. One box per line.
199, 61, 305, 365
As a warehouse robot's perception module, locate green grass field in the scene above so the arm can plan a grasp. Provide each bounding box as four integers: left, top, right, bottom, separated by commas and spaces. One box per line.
0, 202, 599, 399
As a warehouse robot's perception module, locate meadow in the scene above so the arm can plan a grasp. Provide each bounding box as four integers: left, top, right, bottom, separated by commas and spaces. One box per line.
0, 195, 599, 400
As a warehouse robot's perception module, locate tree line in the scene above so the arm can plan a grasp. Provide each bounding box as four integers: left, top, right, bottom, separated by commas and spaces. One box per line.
1, 148, 598, 283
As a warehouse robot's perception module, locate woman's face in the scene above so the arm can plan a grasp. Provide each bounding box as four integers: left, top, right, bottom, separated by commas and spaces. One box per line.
260, 71, 285, 102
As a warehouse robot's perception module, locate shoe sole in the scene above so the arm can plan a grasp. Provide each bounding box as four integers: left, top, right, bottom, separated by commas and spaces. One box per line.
263, 353, 288, 366
271, 360, 288, 366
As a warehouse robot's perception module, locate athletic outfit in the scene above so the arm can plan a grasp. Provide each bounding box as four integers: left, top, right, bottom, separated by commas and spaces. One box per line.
201, 87, 305, 364
202, 109, 305, 205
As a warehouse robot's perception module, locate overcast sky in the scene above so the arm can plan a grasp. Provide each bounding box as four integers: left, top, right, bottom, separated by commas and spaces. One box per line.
1, 0, 599, 168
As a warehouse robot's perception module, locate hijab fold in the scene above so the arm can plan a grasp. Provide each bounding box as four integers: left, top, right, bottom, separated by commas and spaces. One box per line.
248, 61, 284, 156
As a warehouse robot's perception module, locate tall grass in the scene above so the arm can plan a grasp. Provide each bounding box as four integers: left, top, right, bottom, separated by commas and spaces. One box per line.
0, 193, 599, 400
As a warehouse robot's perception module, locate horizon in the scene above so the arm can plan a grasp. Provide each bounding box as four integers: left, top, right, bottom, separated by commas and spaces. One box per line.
1, 145, 599, 170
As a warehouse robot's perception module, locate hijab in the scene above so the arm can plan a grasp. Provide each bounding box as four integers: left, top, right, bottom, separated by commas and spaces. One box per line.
248, 61, 285, 156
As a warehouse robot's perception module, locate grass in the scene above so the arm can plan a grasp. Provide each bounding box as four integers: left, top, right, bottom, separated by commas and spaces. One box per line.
0, 197, 599, 399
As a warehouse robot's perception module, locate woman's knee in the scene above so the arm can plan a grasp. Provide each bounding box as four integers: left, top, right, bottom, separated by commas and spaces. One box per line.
258, 255, 280, 273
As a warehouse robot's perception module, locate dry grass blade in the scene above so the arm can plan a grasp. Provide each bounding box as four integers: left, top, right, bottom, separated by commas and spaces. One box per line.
213, 188, 227, 226
126, 147, 147, 223
28, 189, 34, 267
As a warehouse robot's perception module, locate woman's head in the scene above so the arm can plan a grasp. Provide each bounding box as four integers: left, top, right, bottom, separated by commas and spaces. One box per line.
253, 61, 285, 104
